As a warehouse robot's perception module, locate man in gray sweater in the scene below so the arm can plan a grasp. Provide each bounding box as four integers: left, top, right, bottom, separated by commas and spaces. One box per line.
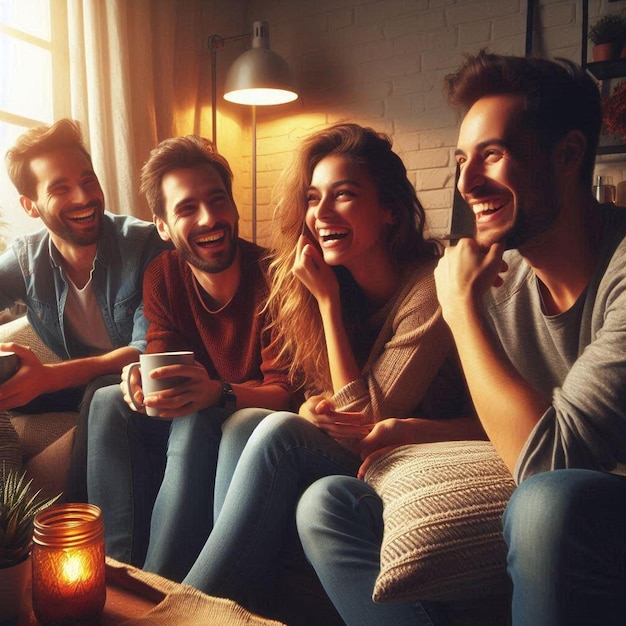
435, 51, 626, 625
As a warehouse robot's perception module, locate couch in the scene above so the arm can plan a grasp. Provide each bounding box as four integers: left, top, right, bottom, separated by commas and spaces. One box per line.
0, 316, 515, 625
0, 314, 343, 626
0, 314, 77, 499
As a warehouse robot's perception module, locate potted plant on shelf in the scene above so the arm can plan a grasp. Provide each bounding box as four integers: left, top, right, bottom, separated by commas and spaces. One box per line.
0, 462, 60, 623
589, 13, 626, 61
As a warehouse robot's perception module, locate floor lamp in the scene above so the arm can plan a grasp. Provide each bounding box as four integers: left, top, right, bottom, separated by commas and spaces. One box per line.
209, 21, 298, 243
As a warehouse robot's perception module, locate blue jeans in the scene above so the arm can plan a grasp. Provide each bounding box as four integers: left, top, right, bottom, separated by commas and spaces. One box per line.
65, 374, 121, 503
143, 407, 270, 581
503, 469, 626, 626
181, 411, 362, 615
88, 386, 257, 575
296, 475, 438, 626
87, 384, 171, 566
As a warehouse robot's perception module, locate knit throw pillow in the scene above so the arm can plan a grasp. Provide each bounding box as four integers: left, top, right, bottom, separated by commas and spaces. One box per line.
0, 410, 22, 471
364, 440, 516, 603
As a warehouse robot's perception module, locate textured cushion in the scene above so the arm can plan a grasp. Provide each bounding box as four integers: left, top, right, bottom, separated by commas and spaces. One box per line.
24, 427, 75, 498
0, 314, 61, 364
9, 412, 77, 462
365, 440, 516, 603
0, 410, 22, 471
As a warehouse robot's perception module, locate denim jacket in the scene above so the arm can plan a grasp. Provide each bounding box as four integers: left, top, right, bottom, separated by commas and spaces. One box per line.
0, 212, 170, 359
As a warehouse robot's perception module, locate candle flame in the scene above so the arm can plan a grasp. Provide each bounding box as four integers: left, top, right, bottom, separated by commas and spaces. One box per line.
62, 553, 90, 584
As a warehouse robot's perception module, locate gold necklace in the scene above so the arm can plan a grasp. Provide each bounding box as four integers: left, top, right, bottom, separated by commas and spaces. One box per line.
192, 275, 236, 314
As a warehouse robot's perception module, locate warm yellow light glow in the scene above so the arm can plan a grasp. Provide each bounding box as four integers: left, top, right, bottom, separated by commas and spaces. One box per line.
224, 88, 298, 106
61, 552, 90, 585
32, 504, 106, 625
0, 0, 54, 243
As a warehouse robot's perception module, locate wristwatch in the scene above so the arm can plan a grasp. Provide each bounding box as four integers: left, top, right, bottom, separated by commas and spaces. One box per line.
219, 381, 237, 410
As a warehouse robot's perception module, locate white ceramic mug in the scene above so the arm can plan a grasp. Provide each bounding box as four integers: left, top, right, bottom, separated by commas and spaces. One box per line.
126, 351, 194, 417
0, 351, 19, 384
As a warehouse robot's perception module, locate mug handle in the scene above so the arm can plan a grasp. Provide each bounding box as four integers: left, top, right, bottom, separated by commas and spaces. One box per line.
125, 362, 144, 412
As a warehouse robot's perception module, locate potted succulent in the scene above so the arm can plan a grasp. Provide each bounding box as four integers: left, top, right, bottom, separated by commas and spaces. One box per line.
0, 462, 60, 622
589, 13, 626, 61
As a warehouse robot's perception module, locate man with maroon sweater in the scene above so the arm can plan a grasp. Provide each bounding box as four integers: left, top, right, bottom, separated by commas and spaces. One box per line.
86, 136, 291, 578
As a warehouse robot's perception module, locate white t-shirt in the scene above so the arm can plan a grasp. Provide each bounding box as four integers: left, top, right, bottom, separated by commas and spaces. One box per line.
63, 268, 113, 355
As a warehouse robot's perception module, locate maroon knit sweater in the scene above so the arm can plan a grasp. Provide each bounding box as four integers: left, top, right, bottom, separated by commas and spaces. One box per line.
142, 239, 289, 390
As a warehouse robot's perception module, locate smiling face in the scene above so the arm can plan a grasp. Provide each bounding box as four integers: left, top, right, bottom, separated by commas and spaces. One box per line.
156, 163, 239, 274
304, 154, 394, 272
25, 147, 105, 247
455, 94, 560, 250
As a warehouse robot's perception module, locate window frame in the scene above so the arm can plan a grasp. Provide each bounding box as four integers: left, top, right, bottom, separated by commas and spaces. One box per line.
0, 0, 70, 129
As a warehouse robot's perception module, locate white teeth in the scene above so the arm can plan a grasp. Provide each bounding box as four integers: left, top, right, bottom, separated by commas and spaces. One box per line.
68, 209, 95, 220
196, 231, 224, 244
319, 228, 349, 238
473, 202, 502, 215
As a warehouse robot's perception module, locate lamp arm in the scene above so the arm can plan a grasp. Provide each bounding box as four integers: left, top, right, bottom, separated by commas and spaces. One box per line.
208, 32, 252, 146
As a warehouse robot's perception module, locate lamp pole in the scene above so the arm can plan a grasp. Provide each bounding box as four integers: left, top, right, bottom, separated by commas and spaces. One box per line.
209, 22, 297, 245
208, 32, 249, 147
251, 105, 257, 243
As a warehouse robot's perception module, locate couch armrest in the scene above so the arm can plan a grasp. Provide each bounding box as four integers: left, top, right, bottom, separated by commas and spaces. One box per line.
0, 315, 61, 364
9, 412, 77, 462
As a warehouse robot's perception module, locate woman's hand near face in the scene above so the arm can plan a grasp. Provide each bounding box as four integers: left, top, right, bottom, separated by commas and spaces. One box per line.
292, 234, 340, 305
293, 231, 361, 394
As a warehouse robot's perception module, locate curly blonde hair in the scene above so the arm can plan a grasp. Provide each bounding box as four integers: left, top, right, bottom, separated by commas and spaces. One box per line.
266, 123, 439, 393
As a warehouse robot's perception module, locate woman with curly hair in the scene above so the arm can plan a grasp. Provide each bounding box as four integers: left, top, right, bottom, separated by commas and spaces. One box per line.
150, 123, 481, 621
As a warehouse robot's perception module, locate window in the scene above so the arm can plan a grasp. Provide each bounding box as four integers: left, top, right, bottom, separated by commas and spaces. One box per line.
0, 0, 69, 246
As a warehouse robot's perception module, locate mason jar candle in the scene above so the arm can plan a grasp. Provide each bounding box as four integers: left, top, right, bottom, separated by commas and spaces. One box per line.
32, 503, 106, 624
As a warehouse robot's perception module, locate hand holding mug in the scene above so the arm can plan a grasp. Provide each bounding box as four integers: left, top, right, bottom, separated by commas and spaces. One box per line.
0, 351, 19, 384
123, 351, 195, 417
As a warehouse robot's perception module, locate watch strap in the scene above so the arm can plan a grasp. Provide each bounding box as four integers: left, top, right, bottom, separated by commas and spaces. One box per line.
219, 381, 237, 409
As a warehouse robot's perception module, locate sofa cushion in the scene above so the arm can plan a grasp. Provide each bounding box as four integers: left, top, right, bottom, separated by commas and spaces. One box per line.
10, 412, 77, 463
24, 427, 75, 498
0, 315, 61, 364
364, 440, 516, 603
0, 410, 22, 471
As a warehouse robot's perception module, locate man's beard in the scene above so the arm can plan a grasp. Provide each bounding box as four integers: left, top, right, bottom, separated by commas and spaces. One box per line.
177, 222, 239, 274
503, 169, 561, 251
472, 167, 561, 252
38, 201, 104, 246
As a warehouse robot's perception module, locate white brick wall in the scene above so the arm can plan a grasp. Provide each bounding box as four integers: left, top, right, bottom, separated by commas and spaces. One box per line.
209, 0, 625, 244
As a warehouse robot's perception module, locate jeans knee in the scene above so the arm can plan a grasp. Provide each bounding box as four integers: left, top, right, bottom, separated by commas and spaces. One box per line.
298, 476, 339, 524
297, 476, 345, 549
504, 470, 598, 560
504, 474, 551, 545
89, 385, 128, 434
297, 475, 373, 535
248, 411, 311, 448
505, 470, 592, 542
222, 407, 272, 441
168, 410, 224, 457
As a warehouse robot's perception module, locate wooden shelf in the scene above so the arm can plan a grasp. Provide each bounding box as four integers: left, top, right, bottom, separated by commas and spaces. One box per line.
586, 59, 626, 81
597, 143, 626, 155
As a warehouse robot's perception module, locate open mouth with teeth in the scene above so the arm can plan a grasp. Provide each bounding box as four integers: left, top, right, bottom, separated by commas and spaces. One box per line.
194, 230, 227, 248
473, 201, 507, 221
67, 207, 98, 223
319, 227, 349, 243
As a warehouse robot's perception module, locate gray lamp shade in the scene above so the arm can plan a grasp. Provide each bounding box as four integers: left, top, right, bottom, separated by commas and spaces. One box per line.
223, 21, 298, 106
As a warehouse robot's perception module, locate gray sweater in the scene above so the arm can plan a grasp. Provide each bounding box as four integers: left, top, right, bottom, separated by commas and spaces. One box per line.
484, 203, 626, 483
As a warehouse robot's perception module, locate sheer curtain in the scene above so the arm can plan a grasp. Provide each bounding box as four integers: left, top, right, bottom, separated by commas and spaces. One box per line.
65, 0, 210, 221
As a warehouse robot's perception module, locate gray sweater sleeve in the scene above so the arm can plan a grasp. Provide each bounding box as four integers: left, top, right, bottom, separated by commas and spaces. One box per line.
499, 219, 626, 483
